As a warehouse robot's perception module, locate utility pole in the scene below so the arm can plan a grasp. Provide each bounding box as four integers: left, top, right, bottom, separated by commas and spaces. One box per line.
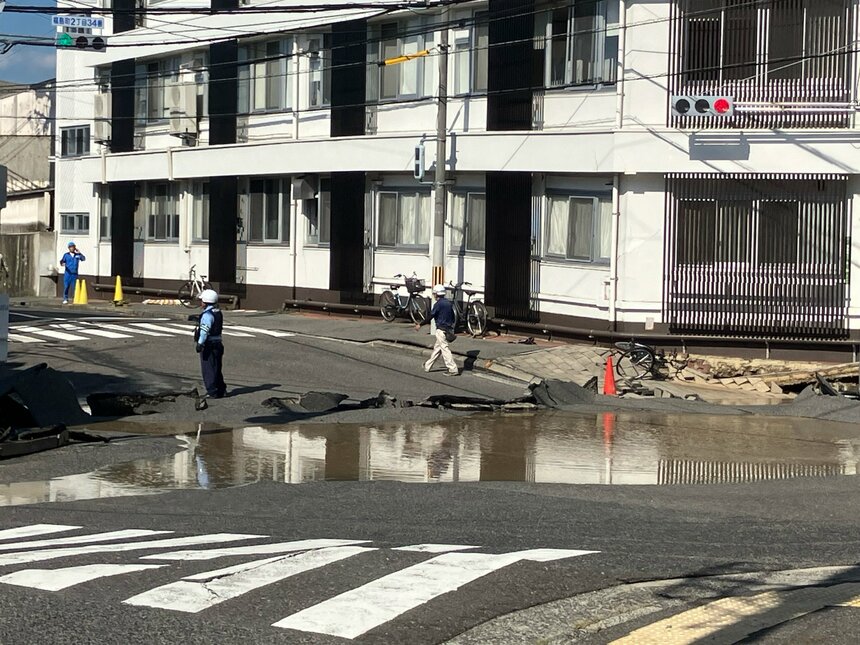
431, 8, 449, 288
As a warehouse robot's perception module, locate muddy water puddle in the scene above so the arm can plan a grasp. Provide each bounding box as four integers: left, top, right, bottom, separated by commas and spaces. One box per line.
3, 411, 860, 506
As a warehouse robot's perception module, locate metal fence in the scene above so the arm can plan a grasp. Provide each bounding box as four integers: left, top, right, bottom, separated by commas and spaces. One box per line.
658, 458, 846, 485
663, 173, 851, 339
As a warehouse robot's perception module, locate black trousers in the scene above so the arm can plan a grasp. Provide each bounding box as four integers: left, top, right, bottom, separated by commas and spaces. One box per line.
200, 340, 226, 397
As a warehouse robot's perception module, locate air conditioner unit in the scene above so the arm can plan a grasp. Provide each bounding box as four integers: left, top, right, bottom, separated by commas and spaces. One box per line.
236, 115, 250, 143
168, 82, 198, 139
93, 92, 112, 144
133, 131, 145, 151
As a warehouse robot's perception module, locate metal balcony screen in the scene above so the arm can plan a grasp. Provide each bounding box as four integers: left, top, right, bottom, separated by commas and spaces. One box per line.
663, 174, 850, 339
669, 0, 855, 128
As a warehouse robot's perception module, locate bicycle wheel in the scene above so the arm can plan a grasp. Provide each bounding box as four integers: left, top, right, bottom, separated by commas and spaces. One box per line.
409, 295, 430, 324
451, 303, 461, 331
615, 348, 655, 380
380, 290, 397, 322
466, 301, 488, 337
178, 281, 195, 308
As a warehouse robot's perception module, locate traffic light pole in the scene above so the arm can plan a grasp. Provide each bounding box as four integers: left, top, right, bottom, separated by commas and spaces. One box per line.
431, 8, 448, 289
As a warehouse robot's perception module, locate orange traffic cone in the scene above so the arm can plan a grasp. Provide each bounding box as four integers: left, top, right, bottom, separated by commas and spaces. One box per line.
603, 356, 618, 396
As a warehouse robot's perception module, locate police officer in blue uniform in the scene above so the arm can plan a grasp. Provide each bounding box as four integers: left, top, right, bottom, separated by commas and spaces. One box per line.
195, 289, 227, 398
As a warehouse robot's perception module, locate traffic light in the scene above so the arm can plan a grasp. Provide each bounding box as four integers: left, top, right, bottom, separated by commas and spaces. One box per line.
671, 95, 734, 118
56, 33, 107, 52
413, 144, 425, 181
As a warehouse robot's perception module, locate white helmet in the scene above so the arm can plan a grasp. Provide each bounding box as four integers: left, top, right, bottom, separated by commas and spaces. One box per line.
200, 289, 219, 304
432, 284, 446, 296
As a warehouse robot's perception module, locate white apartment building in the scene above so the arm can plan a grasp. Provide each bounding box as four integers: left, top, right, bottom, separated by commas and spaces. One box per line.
54, 0, 860, 345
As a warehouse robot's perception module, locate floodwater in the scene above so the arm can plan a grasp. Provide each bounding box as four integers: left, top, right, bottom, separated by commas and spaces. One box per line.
3, 410, 860, 506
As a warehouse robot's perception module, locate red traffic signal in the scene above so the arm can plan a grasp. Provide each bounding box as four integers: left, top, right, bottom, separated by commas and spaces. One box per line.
671, 95, 734, 118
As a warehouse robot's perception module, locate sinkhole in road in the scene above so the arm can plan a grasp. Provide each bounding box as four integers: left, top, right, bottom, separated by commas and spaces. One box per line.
3, 410, 860, 505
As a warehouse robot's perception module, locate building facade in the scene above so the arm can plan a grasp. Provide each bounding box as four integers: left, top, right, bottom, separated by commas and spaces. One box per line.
54, 0, 860, 342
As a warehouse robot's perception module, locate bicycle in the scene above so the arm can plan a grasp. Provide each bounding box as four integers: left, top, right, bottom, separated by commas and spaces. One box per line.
178, 264, 212, 308
446, 281, 488, 337
613, 339, 688, 381
379, 273, 430, 324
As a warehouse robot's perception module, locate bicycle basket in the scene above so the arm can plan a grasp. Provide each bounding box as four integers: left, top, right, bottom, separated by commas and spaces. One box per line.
405, 277, 426, 294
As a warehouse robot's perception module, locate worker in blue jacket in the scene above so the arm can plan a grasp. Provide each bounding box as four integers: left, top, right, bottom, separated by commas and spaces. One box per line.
195, 289, 227, 398
59, 241, 85, 304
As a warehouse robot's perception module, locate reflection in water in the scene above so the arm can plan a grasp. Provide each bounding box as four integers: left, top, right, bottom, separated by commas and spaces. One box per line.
2, 411, 860, 506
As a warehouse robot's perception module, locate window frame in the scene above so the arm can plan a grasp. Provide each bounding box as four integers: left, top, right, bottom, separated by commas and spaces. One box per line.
449, 191, 487, 255
238, 38, 293, 115
98, 187, 111, 241
305, 178, 331, 246
543, 192, 612, 264
376, 18, 434, 102
60, 126, 91, 158
543, 0, 618, 90
144, 182, 180, 242
376, 189, 432, 250
241, 177, 290, 245
452, 11, 488, 96
191, 181, 210, 243
60, 212, 90, 235
135, 57, 180, 126
308, 33, 332, 108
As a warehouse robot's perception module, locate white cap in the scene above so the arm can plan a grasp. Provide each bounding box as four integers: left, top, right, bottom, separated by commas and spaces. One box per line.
200, 289, 218, 304
432, 284, 446, 295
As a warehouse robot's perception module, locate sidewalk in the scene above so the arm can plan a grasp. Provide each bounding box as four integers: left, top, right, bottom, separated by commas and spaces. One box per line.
12, 297, 787, 405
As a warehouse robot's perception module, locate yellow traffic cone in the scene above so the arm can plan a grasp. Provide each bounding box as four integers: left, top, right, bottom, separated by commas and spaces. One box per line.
113, 275, 124, 305
73, 279, 82, 304
78, 279, 89, 305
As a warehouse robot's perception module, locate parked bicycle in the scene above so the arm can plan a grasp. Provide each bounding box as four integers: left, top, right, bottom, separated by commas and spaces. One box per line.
178, 264, 212, 308
379, 273, 430, 324
613, 339, 687, 381
446, 281, 488, 337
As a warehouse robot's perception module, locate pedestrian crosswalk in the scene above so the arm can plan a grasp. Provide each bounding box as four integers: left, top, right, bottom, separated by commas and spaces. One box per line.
0, 523, 598, 639
8, 317, 295, 345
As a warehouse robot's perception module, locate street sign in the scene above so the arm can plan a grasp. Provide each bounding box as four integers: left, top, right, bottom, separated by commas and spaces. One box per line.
52, 15, 104, 29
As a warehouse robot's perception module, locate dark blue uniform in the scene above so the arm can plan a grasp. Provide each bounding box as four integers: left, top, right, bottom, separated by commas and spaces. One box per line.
430, 297, 455, 331
197, 305, 226, 398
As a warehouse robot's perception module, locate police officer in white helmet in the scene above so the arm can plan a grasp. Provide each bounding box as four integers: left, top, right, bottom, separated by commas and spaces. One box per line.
195, 289, 227, 398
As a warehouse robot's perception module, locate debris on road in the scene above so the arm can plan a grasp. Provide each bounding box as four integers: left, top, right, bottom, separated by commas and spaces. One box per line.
0, 363, 90, 427
87, 389, 207, 416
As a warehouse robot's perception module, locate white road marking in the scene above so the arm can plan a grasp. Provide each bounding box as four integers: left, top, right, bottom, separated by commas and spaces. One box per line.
54, 323, 132, 339
393, 544, 479, 553
125, 546, 374, 613
0, 533, 265, 567
0, 525, 80, 541
129, 323, 189, 335
12, 326, 88, 341
0, 529, 170, 553
0, 563, 167, 591
161, 322, 253, 338
142, 538, 370, 561
87, 322, 172, 337
7, 333, 44, 344
273, 548, 599, 639
225, 326, 295, 338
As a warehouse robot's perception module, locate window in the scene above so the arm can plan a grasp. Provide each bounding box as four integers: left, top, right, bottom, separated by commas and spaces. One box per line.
450, 192, 486, 253
98, 188, 111, 241
376, 19, 435, 100
242, 178, 289, 243
545, 195, 611, 262
60, 126, 90, 157
306, 179, 331, 245
544, 0, 618, 88
60, 212, 90, 234
145, 183, 180, 241
681, 0, 849, 84
308, 34, 332, 108
135, 57, 179, 124
192, 182, 209, 242
238, 39, 292, 114
759, 201, 799, 264
452, 12, 488, 94
378, 190, 431, 248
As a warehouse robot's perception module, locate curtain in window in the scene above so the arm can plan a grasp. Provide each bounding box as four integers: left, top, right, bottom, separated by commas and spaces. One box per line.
238, 48, 250, 113
380, 24, 399, 99
467, 194, 486, 251
193, 183, 209, 241
596, 198, 612, 261
453, 31, 471, 94
450, 193, 466, 249
399, 193, 418, 245
379, 193, 397, 246
400, 33, 420, 96
265, 180, 280, 240
249, 180, 265, 242
417, 193, 430, 245
548, 8, 568, 86
546, 196, 568, 256
266, 41, 285, 110
569, 198, 593, 259
473, 13, 489, 92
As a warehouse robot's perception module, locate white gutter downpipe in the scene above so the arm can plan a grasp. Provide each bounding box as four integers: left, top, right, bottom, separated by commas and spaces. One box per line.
609, 175, 620, 332
614, 0, 627, 130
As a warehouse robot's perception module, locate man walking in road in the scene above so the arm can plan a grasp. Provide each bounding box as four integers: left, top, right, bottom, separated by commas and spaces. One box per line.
416, 284, 459, 376
59, 241, 85, 304
195, 289, 227, 398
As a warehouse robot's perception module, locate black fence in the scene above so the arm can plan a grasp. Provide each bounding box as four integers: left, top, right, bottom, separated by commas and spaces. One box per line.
663, 173, 851, 339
